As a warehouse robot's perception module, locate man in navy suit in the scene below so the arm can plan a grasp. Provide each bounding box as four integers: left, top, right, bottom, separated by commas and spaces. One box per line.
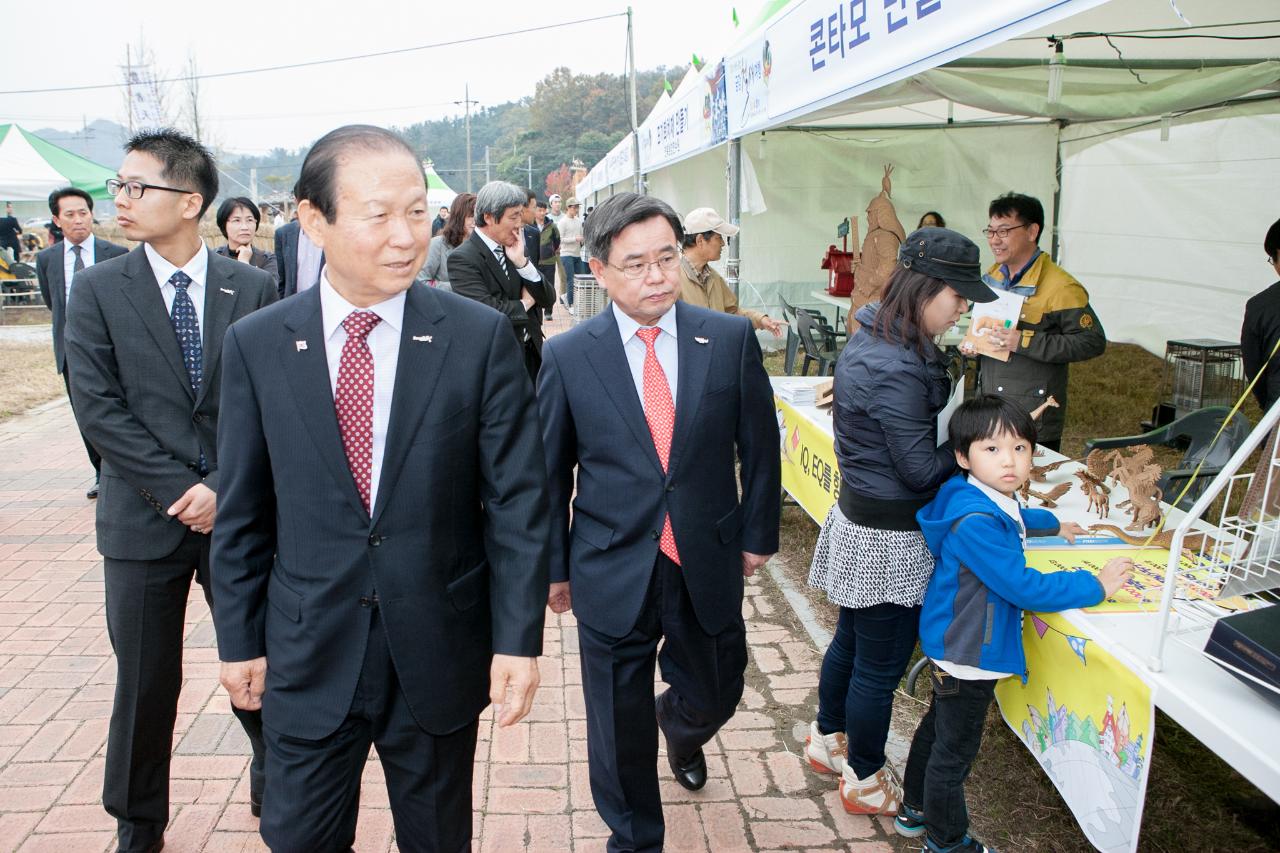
213, 125, 549, 852
272, 192, 324, 299
36, 186, 128, 498
538, 193, 781, 853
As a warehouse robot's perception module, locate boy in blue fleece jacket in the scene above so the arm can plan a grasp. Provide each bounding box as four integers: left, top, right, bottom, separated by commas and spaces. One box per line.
896, 394, 1132, 853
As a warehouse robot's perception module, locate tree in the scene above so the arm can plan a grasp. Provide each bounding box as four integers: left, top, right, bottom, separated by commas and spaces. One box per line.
545, 164, 573, 199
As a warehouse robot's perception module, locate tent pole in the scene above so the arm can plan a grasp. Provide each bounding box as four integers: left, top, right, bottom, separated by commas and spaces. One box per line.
727, 137, 742, 297
1050, 119, 1065, 262
627, 7, 642, 194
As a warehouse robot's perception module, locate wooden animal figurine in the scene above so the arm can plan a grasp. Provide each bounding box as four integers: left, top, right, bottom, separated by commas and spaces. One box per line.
1088, 523, 1215, 554
1075, 470, 1111, 518
1028, 482, 1071, 508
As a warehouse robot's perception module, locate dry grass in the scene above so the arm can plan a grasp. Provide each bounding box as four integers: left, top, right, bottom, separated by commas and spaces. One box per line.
765, 343, 1280, 852
0, 340, 63, 421
0, 305, 54, 325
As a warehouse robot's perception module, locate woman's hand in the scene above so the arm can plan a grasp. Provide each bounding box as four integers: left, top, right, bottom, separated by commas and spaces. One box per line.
235, 244, 253, 263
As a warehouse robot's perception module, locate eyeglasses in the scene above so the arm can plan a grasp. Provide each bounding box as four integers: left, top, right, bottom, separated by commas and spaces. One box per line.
982, 224, 1029, 240
607, 252, 682, 280
106, 178, 195, 200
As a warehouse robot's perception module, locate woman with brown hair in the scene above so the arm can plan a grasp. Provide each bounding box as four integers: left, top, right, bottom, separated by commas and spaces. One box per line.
422, 192, 476, 292
804, 228, 995, 818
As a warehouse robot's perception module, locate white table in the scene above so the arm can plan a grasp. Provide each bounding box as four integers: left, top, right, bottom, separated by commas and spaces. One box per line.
809, 290, 851, 327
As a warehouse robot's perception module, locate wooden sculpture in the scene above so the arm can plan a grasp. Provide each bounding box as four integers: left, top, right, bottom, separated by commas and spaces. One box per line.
1088, 523, 1215, 554
846, 164, 907, 335
1113, 462, 1164, 532
1030, 457, 1079, 483
1075, 470, 1111, 519
1028, 482, 1071, 508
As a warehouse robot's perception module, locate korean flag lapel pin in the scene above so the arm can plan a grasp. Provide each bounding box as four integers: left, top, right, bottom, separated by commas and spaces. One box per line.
412, 334, 433, 343
694, 336, 710, 345
295, 340, 308, 352
219, 287, 235, 295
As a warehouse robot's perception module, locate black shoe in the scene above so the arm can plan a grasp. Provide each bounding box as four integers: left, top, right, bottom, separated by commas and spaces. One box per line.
250, 792, 262, 817
667, 746, 707, 791
86, 483, 99, 499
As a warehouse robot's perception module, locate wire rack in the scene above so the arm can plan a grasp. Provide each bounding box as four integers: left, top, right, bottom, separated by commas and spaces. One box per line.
1148, 398, 1280, 702
572, 274, 609, 323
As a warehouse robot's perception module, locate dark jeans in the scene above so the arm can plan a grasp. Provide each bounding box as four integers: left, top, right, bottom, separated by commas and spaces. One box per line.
902, 667, 999, 848
562, 256, 588, 304
815, 602, 920, 779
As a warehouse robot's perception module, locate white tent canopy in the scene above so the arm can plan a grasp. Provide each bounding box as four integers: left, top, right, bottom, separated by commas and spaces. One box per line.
575, 0, 1280, 354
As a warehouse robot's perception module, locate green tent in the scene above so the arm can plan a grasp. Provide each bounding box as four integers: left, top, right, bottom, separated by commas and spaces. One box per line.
0, 124, 116, 202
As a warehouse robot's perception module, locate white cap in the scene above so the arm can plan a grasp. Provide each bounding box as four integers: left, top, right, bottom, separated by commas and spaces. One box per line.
683, 207, 739, 238
549, 193, 561, 202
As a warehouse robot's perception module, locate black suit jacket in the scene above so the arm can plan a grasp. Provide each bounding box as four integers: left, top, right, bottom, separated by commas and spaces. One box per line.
211, 283, 550, 740
272, 222, 324, 299
37, 237, 128, 374
449, 231, 554, 354
537, 302, 781, 638
65, 246, 278, 561
215, 244, 279, 292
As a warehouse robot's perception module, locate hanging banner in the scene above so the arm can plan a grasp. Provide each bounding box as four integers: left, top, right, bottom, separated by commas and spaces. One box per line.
995, 612, 1154, 853
775, 396, 839, 523
707, 60, 729, 146
763, 0, 1108, 124
727, 35, 773, 137
640, 83, 710, 173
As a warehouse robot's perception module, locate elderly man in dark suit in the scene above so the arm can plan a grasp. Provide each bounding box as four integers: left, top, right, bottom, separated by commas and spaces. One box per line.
537, 192, 781, 853
36, 186, 128, 498
65, 129, 276, 853
212, 125, 549, 853
448, 180, 555, 381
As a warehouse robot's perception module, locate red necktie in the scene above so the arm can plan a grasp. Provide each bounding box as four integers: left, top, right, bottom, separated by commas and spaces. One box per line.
335, 311, 381, 514
636, 327, 680, 565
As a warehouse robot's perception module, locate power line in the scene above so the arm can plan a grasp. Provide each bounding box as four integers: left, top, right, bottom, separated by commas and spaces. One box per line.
0, 12, 628, 96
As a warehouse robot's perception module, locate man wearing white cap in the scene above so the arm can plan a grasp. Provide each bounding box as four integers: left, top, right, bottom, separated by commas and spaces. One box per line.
547, 193, 563, 222
679, 207, 783, 337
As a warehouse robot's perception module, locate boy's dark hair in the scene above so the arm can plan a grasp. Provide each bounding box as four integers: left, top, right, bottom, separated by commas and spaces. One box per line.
1266, 217, 1280, 264
125, 128, 219, 216
48, 187, 93, 217
988, 192, 1044, 243
949, 394, 1038, 456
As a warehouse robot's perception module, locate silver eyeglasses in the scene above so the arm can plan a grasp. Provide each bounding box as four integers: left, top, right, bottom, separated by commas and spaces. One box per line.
606, 253, 682, 280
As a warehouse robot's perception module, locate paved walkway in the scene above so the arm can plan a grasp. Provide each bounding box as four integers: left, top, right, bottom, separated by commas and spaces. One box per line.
0, 334, 906, 852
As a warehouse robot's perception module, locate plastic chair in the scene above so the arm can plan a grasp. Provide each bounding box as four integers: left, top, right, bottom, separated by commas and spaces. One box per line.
1082, 406, 1253, 510
779, 296, 802, 375
796, 309, 840, 377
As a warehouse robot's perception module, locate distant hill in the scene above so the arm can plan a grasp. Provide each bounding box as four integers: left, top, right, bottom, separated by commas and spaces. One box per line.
31, 119, 129, 170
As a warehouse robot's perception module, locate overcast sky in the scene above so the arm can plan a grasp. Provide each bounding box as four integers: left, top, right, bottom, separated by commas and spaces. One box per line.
1, 1, 745, 159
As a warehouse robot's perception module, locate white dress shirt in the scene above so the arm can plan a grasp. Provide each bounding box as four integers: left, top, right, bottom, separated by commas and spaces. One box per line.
63, 233, 96, 300
476, 228, 541, 283
319, 272, 405, 515
144, 242, 208, 332
612, 302, 678, 405
297, 229, 324, 293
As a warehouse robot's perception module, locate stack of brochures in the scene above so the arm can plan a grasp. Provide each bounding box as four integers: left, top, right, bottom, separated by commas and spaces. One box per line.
774, 383, 818, 406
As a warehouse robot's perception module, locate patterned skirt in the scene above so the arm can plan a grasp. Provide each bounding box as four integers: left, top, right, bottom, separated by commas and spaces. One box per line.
808, 504, 936, 610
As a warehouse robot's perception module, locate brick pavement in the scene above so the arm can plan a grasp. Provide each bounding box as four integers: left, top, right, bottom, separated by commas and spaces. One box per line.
0, 328, 906, 852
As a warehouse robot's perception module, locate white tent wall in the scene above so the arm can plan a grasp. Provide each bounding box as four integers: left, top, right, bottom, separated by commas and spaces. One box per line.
1058, 99, 1280, 355
646, 123, 1059, 323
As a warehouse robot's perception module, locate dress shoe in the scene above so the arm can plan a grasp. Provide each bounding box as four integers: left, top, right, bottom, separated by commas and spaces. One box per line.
117, 839, 164, 853
667, 746, 707, 791
86, 483, 99, 499
250, 791, 262, 817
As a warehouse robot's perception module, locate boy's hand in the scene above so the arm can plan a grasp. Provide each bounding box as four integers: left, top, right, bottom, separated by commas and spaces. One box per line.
1058, 521, 1089, 544
1098, 556, 1134, 597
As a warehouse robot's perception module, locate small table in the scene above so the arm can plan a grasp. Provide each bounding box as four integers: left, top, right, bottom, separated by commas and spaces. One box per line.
809, 290, 851, 328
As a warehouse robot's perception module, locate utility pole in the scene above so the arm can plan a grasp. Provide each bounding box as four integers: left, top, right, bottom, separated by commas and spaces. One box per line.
249, 167, 259, 204
525, 155, 533, 190
125, 45, 134, 135
627, 6, 641, 194
484, 146, 491, 183
453, 85, 479, 192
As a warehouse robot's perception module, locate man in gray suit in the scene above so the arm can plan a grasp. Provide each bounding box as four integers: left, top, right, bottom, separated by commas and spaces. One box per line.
36, 186, 127, 498
66, 129, 277, 853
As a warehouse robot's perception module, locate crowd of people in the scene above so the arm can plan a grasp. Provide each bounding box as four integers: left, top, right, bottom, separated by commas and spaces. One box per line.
36, 120, 1253, 853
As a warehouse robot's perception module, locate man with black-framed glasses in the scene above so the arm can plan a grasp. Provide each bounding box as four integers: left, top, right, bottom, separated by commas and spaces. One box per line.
65, 128, 276, 853
977, 192, 1105, 451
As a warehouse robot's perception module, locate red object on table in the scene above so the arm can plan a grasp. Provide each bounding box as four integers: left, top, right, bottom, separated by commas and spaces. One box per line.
822, 244, 854, 296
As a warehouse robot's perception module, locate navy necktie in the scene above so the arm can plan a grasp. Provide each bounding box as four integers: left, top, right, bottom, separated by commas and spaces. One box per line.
168, 271, 203, 395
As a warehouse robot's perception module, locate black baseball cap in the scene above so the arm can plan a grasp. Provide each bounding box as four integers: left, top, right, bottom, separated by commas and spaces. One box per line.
897, 227, 996, 303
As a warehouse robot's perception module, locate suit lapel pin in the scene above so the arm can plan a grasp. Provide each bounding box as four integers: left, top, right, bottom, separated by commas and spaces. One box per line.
412, 335, 433, 343
694, 336, 709, 344
219, 287, 235, 295
295, 341, 308, 352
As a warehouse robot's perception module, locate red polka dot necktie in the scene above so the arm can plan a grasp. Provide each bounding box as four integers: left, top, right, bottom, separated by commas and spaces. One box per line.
336, 310, 381, 514
636, 327, 680, 565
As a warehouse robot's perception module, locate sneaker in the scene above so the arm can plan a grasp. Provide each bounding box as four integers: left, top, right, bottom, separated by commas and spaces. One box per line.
924, 834, 997, 852
804, 721, 846, 775
893, 802, 926, 838
838, 762, 902, 816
